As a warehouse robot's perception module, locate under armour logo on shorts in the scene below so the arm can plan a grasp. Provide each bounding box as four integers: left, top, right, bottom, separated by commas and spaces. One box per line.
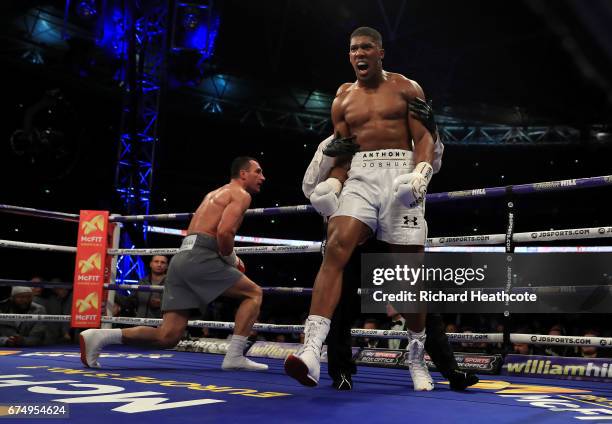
403, 216, 418, 226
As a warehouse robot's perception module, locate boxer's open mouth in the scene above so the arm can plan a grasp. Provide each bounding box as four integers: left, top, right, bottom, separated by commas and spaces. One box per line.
357, 61, 369, 71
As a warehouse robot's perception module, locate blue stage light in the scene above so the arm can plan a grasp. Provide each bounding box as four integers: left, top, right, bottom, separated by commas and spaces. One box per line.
75, 0, 97, 19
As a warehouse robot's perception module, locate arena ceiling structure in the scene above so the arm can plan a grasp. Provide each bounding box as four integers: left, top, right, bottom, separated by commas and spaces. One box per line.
2, 0, 612, 133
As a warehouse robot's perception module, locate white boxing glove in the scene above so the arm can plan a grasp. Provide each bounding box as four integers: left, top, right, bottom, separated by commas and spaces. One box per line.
309, 177, 342, 216
392, 162, 434, 208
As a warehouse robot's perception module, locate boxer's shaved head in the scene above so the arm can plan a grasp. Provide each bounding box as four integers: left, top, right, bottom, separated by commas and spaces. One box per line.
350, 26, 382, 47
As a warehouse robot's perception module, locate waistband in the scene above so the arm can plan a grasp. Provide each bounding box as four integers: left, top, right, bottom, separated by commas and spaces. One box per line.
179, 233, 218, 252
351, 149, 414, 168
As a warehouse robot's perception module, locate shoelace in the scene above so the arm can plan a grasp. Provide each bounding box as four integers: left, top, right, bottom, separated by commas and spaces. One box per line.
408, 339, 425, 361
302, 344, 321, 356
298, 320, 323, 356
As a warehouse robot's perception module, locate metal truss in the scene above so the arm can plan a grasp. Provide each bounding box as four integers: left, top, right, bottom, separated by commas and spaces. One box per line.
4, 4, 590, 157
114, 0, 168, 283
0, 6, 65, 65
198, 74, 334, 135
196, 73, 582, 144
438, 124, 581, 145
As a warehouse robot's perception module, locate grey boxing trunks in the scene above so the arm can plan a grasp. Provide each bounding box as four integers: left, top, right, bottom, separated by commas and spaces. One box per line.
161, 233, 243, 312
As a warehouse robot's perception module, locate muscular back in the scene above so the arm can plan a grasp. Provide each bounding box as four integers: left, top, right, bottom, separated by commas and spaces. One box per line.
333, 73, 420, 152
187, 184, 250, 237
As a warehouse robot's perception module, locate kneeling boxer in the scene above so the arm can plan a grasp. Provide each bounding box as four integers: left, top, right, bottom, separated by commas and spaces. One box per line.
80, 157, 268, 372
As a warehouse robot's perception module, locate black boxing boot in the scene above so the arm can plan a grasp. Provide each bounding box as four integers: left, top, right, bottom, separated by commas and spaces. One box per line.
447, 369, 479, 391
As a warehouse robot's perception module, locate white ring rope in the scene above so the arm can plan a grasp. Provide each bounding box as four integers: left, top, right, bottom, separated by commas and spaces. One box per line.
0, 239, 76, 253
4, 279, 608, 297
1, 314, 611, 348
3, 225, 612, 255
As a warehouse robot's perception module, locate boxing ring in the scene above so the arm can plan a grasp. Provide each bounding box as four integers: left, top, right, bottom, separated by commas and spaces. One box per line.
2, 174, 612, 423
2, 347, 611, 423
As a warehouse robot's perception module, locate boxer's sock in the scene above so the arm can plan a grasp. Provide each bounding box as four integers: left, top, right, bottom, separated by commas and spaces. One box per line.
222, 335, 268, 371
98, 328, 123, 344
79, 329, 122, 368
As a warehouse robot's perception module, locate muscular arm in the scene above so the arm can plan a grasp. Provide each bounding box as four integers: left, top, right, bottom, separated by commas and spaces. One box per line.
329, 158, 350, 183
216, 192, 251, 256
407, 82, 435, 165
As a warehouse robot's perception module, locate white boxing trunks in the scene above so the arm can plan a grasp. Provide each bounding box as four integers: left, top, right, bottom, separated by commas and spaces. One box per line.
330, 149, 427, 245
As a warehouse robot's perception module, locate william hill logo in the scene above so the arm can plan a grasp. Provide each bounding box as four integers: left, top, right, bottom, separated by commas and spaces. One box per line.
82, 215, 105, 235
78, 253, 102, 273
506, 358, 612, 379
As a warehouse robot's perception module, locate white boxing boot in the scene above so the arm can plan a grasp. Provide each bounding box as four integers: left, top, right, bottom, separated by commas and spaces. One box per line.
284, 315, 330, 386
79, 328, 122, 368
407, 330, 434, 391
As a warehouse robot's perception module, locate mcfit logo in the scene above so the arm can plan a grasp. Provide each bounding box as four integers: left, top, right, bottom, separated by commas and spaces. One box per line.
76, 292, 98, 313
82, 214, 105, 235
78, 253, 101, 273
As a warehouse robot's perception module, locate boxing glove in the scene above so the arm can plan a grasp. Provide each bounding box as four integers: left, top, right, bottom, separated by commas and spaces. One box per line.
221, 250, 246, 272
236, 256, 245, 273
392, 162, 433, 208
310, 177, 342, 216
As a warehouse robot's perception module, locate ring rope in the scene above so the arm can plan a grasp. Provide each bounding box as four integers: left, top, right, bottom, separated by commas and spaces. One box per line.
0, 278, 313, 295
0, 204, 80, 222
1, 313, 611, 348
0, 239, 77, 253
2, 175, 610, 222
145, 226, 321, 247
426, 174, 612, 204
429, 246, 612, 252
3, 278, 608, 297
3, 225, 612, 255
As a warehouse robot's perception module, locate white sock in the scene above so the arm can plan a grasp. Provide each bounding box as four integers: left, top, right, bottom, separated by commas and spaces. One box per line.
222, 335, 268, 371
226, 334, 248, 358
97, 329, 123, 345
407, 328, 426, 341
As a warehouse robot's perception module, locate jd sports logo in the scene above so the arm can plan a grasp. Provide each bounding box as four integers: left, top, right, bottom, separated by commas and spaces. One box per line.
403, 216, 418, 226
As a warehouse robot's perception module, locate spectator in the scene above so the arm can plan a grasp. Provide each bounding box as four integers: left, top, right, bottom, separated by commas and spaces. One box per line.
30, 276, 54, 314
540, 324, 568, 357
511, 326, 534, 355
355, 318, 387, 348
0, 286, 47, 347
117, 255, 168, 318
30, 275, 45, 300
513, 342, 532, 355
445, 323, 459, 334
43, 281, 73, 344
580, 330, 600, 358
